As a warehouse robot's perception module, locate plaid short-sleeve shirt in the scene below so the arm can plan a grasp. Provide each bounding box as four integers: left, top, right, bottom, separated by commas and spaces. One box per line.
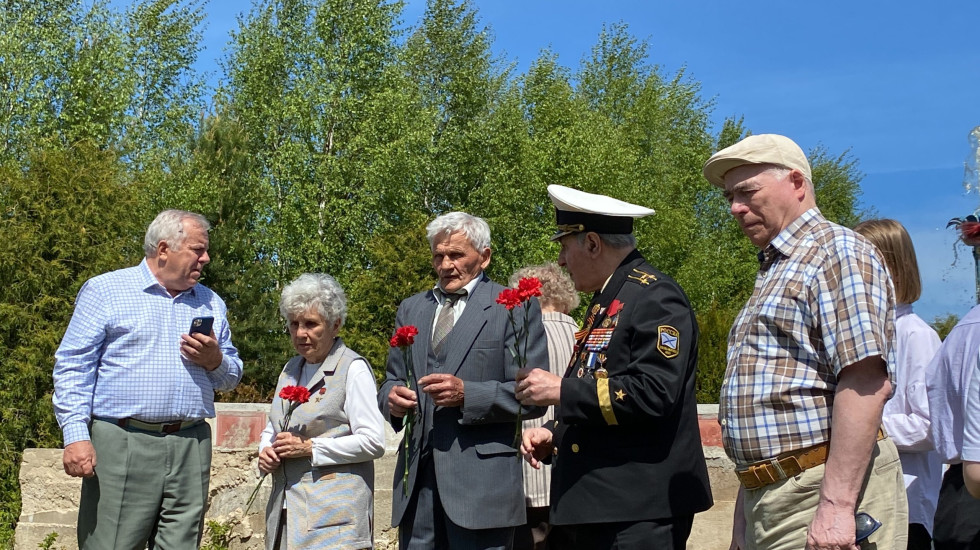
719, 208, 896, 468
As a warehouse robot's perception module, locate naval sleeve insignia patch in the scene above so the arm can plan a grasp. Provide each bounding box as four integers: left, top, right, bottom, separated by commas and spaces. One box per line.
657, 325, 680, 358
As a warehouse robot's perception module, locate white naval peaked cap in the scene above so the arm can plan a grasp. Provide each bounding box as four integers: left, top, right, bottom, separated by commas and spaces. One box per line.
547, 184, 655, 241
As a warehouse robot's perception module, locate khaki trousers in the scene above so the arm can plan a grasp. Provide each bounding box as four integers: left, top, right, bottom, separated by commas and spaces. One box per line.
743, 437, 908, 550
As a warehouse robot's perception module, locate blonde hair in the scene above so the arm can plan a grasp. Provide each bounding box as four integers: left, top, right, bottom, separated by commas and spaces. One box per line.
509, 263, 580, 314
853, 219, 921, 304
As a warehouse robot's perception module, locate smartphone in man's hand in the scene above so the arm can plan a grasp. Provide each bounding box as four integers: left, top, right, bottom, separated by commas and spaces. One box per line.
189, 316, 214, 336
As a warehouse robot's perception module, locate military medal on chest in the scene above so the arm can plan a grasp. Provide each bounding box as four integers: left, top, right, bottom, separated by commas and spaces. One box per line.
594, 353, 608, 378
579, 302, 620, 378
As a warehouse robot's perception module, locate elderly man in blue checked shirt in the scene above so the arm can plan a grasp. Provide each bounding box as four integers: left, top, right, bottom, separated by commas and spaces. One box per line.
53, 209, 243, 549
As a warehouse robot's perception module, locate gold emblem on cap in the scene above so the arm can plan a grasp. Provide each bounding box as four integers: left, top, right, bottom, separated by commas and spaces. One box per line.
571, 444, 580, 453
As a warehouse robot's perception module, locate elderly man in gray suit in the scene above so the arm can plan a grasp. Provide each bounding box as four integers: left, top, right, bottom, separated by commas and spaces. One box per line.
379, 211, 548, 550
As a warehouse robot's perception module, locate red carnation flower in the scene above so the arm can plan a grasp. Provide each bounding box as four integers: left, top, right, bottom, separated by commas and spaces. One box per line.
279, 385, 310, 404
390, 325, 419, 348
495, 287, 522, 310
516, 277, 543, 301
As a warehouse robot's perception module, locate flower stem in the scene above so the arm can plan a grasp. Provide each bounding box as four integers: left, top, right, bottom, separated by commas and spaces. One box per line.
402, 346, 413, 497
403, 411, 413, 497
244, 472, 267, 515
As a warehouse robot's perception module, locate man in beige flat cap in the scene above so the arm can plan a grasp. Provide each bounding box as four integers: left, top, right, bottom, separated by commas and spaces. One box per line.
703, 134, 906, 550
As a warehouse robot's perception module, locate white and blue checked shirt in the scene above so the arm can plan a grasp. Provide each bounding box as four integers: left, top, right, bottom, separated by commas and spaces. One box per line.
53, 259, 243, 446
719, 208, 896, 468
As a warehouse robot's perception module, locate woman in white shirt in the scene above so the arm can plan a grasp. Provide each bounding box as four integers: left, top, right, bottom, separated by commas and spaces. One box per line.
258, 273, 385, 549
855, 219, 942, 550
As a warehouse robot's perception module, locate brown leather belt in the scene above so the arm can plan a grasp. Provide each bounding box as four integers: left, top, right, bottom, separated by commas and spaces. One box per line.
98, 417, 204, 434
736, 427, 886, 490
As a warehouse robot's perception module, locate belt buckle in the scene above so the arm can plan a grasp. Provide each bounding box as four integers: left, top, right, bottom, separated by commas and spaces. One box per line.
767, 456, 789, 481
775, 454, 803, 478
162, 422, 181, 434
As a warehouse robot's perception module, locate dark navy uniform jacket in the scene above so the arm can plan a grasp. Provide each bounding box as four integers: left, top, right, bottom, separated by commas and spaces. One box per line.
548, 249, 713, 525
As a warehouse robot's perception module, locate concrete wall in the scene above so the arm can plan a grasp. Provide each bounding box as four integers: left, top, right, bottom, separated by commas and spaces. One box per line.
15, 404, 735, 549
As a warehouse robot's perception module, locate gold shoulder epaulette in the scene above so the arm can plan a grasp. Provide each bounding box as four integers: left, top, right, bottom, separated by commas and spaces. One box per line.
626, 268, 657, 286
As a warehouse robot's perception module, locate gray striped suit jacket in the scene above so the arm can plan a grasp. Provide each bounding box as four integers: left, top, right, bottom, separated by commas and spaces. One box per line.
378, 274, 548, 530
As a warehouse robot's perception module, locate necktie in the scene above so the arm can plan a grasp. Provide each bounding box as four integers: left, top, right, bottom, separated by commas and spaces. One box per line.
432, 292, 464, 356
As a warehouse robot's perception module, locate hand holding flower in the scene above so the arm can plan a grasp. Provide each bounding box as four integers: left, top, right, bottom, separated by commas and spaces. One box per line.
515, 367, 561, 406
257, 446, 280, 474
387, 385, 418, 418
271, 431, 313, 458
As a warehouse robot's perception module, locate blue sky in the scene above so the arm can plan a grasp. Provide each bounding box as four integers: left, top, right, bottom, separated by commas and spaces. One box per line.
190, 0, 980, 322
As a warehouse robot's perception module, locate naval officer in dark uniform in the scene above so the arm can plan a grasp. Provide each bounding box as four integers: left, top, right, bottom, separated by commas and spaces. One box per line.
516, 184, 712, 549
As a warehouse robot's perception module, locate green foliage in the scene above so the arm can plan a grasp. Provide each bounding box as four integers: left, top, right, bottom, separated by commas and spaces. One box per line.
201, 519, 233, 550
0, 0, 205, 168
695, 303, 740, 404
402, 0, 507, 212
932, 313, 960, 341
346, 214, 436, 373
810, 146, 869, 227
38, 531, 59, 550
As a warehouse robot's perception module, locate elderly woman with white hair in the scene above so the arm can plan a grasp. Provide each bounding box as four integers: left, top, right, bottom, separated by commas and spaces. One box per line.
258, 273, 385, 549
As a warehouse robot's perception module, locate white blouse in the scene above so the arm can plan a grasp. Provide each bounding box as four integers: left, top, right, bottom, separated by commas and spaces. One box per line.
884, 304, 942, 533
259, 358, 385, 466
